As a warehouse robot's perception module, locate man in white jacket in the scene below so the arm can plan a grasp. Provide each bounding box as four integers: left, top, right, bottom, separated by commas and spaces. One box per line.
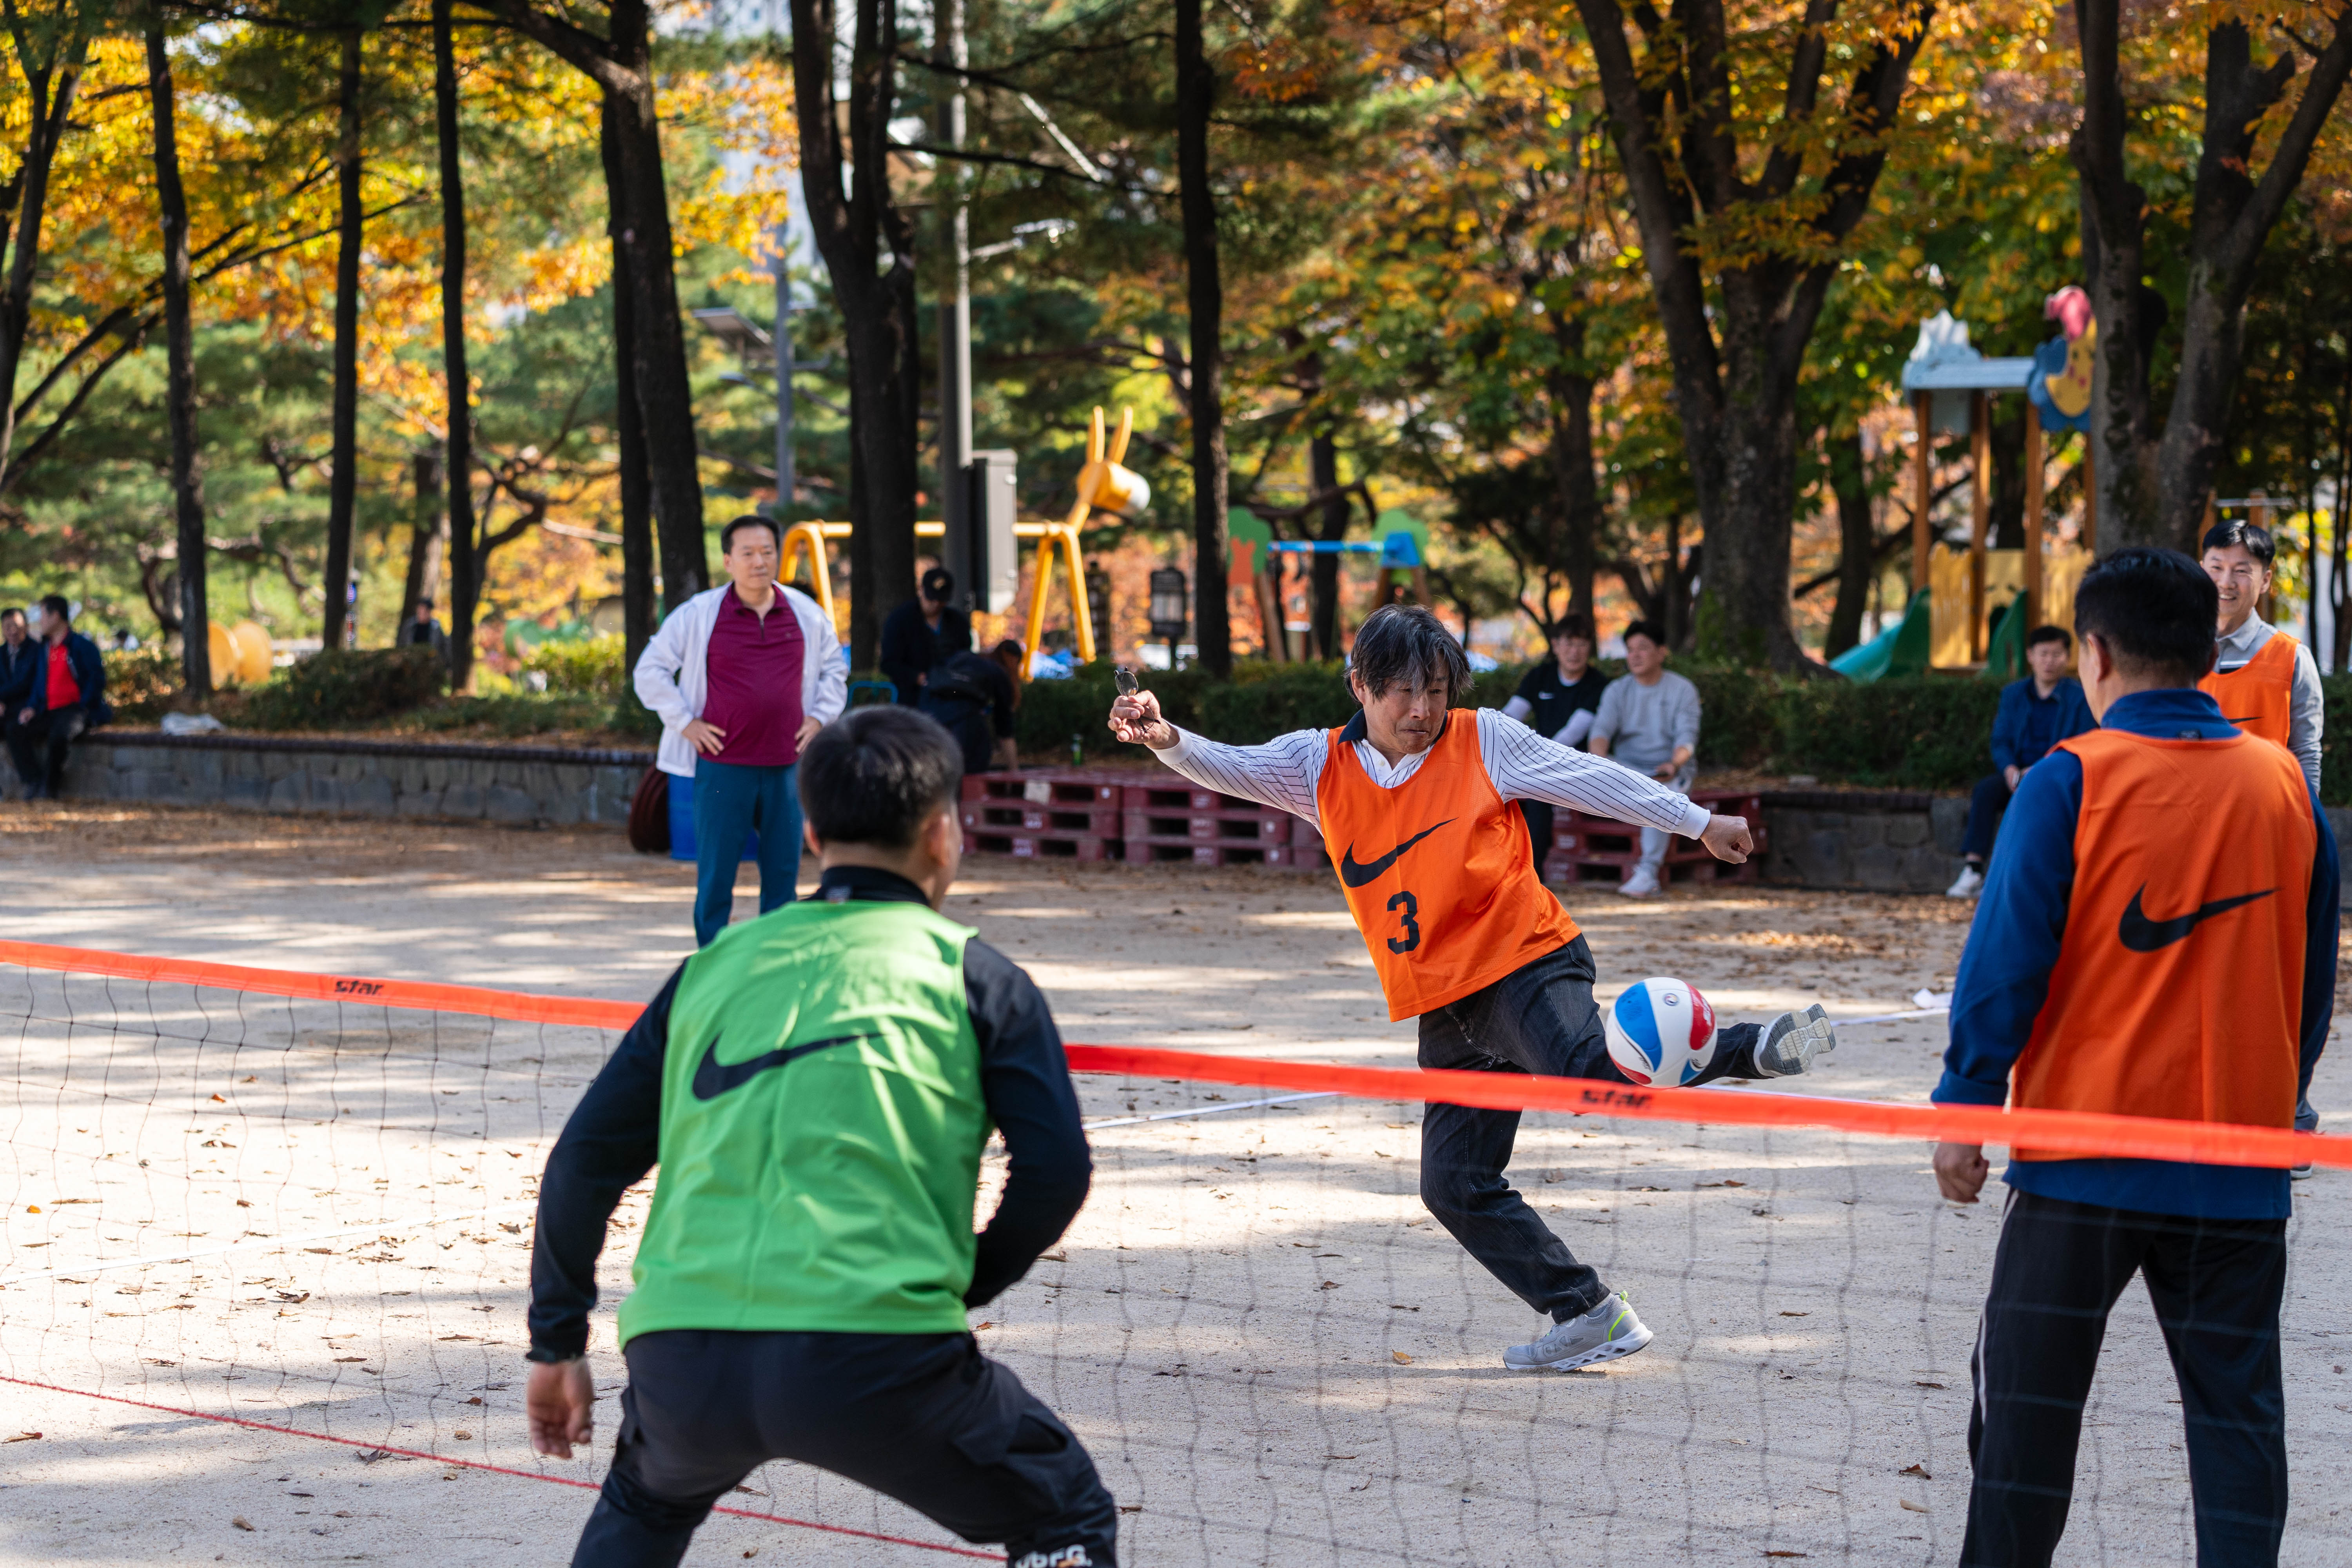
634, 516, 846, 945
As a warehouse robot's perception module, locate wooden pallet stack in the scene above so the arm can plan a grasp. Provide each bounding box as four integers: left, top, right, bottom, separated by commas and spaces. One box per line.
1119, 782, 1300, 867
1539, 787, 1767, 888
957, 771, 1127, 862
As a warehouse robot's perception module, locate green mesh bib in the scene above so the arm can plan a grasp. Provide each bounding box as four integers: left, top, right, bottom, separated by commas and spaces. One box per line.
618, 898, 986, 1345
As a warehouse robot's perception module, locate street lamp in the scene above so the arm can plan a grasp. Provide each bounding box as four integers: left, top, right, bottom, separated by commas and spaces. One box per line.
1148, 567, 1189, 653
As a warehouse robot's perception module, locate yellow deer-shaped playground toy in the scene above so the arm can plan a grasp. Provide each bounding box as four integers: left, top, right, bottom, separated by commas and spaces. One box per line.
776, 405, 1147, 668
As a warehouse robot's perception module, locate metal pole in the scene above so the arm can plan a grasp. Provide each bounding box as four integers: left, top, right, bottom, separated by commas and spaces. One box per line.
936, 0, 972, 603
771, 221, 795, 521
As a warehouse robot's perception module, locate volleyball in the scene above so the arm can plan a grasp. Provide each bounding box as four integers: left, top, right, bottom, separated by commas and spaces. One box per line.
1604, 976, 1719, 1087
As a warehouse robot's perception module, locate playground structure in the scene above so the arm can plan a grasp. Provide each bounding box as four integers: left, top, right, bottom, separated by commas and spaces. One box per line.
1901, 303, 2095, 671
774, 406, 1155, 666
1229, 508, 1434, 662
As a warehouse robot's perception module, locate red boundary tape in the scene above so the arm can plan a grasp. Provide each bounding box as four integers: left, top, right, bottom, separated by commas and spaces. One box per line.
0, 1374, 999, 1559
4, 936, 2345, 1171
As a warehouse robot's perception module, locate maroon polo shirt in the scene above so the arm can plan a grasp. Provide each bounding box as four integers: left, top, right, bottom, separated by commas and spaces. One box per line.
700, 586, 806, 766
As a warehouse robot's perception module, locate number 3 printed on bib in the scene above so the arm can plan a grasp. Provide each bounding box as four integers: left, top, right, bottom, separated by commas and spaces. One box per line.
1385, 889, 1421, 955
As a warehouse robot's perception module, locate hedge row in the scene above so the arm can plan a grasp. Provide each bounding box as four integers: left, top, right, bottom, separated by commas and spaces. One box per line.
1015, 660, 2024, 794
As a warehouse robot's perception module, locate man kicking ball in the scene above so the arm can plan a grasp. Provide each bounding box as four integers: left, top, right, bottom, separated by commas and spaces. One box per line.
1107, 605, 1835, 1372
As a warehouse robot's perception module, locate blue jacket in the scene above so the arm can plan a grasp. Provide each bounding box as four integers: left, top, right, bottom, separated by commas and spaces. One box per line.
25, 631, 109, 725
0, 639, 38, 710
1936, 688, 2338, 1219
1988, 675, 2094, 773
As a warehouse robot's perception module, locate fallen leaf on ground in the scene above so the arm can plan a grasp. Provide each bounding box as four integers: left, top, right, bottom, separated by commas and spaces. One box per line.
5, 1432, 39, 1442
1915, 1381, 1947, 1390
231, 1517, 254, 1532
1900, 1499, 1929, 1514
1779, 1311, 1810, 1318
1392, 1350, 1413, 1364
1900, 1463, 1931, 1479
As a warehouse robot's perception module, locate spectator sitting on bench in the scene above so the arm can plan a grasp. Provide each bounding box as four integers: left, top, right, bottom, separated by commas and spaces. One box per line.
1587, 619, 1700, 899
1946, 623, 2094, 899
9, 594, 109, 801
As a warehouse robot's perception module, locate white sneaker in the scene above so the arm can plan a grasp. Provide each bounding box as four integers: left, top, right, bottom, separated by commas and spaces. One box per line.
1617, 866, 1662, 898
1503, 1292, 1654, 1372
1753, 1003, 1837, 1078
1946, 864, 1984, 899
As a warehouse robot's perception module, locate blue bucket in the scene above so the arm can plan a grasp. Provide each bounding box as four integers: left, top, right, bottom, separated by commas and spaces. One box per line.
667, 771, 759, 864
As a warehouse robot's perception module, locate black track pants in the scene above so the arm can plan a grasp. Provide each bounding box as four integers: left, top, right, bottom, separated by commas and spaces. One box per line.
1414, 938, 1766, 1321
571, 1329, 1118, 1568
1962, 1190, 2288, 1568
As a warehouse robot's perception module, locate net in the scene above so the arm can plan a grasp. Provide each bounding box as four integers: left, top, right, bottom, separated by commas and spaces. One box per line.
3, 939, 2347, 1565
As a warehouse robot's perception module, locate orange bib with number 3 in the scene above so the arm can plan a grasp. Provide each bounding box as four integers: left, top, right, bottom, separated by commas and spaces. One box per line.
1316, 712, 1581, 1021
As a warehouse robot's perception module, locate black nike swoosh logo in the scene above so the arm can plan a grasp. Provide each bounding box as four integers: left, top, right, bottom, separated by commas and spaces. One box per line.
1339, 819, 1454, 888
2117, 886, 2274, 953
690, 1030, 881, 1101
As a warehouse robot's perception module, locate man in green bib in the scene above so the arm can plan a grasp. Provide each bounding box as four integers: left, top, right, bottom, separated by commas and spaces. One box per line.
526, 706, 1116, 1567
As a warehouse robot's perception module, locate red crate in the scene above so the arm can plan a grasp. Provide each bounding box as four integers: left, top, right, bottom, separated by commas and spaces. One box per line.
959, 770, 1123, 808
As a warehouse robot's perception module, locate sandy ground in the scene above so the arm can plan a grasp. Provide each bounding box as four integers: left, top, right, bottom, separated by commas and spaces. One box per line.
0, 802, 2346, 1566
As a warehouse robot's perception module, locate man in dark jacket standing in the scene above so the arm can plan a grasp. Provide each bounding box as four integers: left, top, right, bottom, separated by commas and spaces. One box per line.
880, 567, 973, 705
1947, 624, 2095, 898
10, 595, 108, 800
919, 639, 1024, 776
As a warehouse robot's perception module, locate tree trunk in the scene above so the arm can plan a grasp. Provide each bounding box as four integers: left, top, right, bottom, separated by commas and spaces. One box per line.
1824, 430, 1875, 659
2074, 4, 2352, 548
398, 446, 450, 629
1308, 430, 1347, 659
1544, 343, 1599, 621
145, 15, 209, 697
0, 16, 91, 486
1574, 0, 1929, 670
434, 0, 478, 689
600, 92, 655, 675
1174, 0, 1231, 676
487, 0, 708, 613
321, 27, 364, 651
789, 0, 919, 668
1987, 402, 2026, 549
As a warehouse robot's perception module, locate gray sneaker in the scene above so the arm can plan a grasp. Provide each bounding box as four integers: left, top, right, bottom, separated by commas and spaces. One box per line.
1503, 1291, 1654, 1372
1754, 1004, 1836, 1078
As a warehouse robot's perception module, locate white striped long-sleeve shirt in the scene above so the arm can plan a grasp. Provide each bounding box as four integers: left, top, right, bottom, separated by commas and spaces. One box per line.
1151, 706, 1713, 840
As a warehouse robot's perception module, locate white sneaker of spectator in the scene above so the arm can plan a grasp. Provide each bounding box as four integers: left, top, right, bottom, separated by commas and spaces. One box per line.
1946, 864, 1984, 899
1617, 866, 1661, 898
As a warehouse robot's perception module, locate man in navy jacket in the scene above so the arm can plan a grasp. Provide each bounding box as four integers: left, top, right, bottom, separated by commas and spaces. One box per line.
10, 595, 108, 799
1947, 624, 2095, 898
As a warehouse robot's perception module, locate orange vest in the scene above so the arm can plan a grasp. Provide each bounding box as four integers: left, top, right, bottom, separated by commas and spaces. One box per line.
2198, 630, 2298, 748
2010, 727, 2312, 1160
1316, 713, 1581, 1020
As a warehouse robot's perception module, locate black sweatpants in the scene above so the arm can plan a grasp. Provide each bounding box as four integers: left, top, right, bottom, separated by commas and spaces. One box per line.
572, 1329, 1118, 1568
1963, 1190, 2288, 1568
1415, 937, 1767, 1321
7, 703, 83, 797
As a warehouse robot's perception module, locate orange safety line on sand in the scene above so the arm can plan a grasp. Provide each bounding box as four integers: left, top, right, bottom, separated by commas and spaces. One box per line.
6, 938, 2347, 1172
0, 1374, 1000, 1560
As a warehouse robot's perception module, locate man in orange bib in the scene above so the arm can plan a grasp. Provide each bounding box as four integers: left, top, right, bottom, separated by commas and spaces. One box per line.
2198, 518, 2321, 791
2198, 517, 2326, 1165
1108, 606, 1837, 1372
1933, 548, 2337, 1567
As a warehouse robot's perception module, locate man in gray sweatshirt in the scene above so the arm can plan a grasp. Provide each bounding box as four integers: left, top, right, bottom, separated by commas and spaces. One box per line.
1588, 620, 1701, 898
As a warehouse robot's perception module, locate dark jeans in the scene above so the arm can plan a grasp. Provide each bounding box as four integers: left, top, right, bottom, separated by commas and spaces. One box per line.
573, 1329, 1118, 1568
1962, 1191, 2288, 1568
691, 759, 802, 947
1963, 770, 2014, 862
1521, 800, 1554, 870
1414, 938, 1767, 1321
7, 704, 85, 797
